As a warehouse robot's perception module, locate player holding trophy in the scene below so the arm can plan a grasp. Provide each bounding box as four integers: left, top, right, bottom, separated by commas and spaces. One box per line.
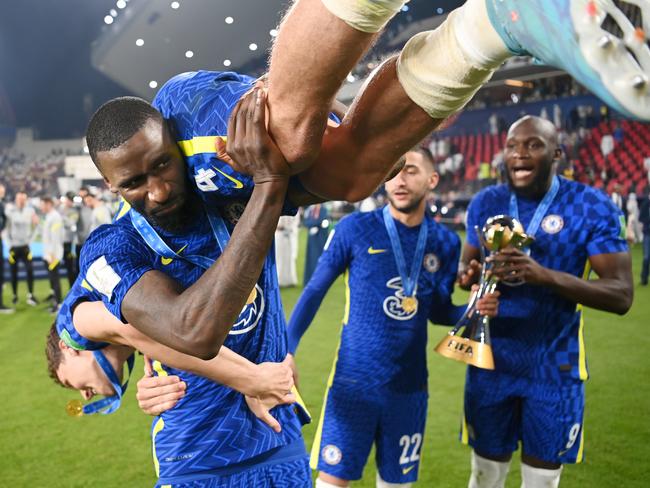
457, 116, 633, 488
436, 215, 532, 369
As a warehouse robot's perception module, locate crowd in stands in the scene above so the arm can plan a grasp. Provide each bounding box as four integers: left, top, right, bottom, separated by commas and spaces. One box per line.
0, 148, 67, 199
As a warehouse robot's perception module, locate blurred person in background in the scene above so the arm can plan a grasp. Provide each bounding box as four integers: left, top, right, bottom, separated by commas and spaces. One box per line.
40, 196, 63, 313
611, 184, 625, 217
626, 193, 642, 245
303, 203, 330, 285
83, 191, 112, 234
458, 116, 632, 488
276, 214, 300, 287
639, 191, 650, 286
0, 183, 13, 313
5, 191, 38, 306
600, 132, 614, 159
76, 186, 93, 272
60, 192, 79, 287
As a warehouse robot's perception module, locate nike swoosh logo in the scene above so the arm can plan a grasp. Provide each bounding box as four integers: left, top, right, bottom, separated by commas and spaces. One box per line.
368, 247, 387, 255
402, 465, 415, 475
212, 165, 244, 189
161, 244, 188, 266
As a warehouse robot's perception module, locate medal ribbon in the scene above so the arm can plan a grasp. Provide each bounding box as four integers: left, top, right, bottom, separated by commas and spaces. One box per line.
508, 176, 560, 237
82, 352, 135, 415
382, 205, 428, 298
130, 206, 231, 270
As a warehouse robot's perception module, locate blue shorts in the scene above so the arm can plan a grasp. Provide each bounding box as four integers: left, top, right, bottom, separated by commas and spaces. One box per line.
462, 367, 586, 464
311, 383, 428, 483
155, 441, 312, 487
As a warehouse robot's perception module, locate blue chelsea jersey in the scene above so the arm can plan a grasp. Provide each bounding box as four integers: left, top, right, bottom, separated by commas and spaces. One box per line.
74, 211, 303, 480
313, 209, 461, 393
153, 70, 297, 217
466, 178, 628, 382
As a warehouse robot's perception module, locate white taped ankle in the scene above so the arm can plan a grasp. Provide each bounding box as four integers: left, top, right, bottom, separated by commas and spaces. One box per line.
468, 451, 511, 488
520, 463, 562, 488
396, 10, 496, 119
321, 0, 407, 33
452, 0, 510, 68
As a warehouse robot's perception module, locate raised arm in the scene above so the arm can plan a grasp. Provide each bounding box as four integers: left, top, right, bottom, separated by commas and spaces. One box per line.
121, 88, 291, 359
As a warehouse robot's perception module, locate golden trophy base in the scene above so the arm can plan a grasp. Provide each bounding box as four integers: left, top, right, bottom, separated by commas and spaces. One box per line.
435, 334, 495, 370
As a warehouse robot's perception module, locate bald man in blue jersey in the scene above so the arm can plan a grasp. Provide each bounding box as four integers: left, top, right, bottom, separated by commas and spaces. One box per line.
458, 116, 633, 488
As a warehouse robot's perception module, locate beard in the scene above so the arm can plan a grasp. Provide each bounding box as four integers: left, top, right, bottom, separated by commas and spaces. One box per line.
387, 193, 425, 215
506, 160, 555, 199
132, 191, 201, 234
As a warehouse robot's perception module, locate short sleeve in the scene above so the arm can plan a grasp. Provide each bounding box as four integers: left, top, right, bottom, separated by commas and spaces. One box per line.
78, 224, 154, 322
585, 191, 629, 256
56, 279, 108, 351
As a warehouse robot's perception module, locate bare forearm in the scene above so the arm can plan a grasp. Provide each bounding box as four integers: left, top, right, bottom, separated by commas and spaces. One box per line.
174, 180, 289, 355
268, 0, 377, 167
123, 180, 289, 358
299, 56, 441, 201
125, 327, 256, 394
541, 269, 633, 315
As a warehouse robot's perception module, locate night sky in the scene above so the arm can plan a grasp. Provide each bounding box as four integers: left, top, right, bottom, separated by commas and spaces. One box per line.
0, 0, 465, 140
0, 0, 133, 139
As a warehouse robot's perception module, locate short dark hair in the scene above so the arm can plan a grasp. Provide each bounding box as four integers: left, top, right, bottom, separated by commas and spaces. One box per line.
46, 322, 65, 387
40, 196, 54, 205
410, 145, 436, 170
86, 96, 163, 165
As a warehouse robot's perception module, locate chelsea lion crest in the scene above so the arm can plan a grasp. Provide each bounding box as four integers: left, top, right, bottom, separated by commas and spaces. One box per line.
423, 253, 440, 273
541, 215, 564, 234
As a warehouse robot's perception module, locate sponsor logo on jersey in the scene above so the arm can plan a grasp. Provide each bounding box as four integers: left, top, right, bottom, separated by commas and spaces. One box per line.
322, 444, 342, 465
229, 284, 265, 335
383, 276, 418, 321
541, 215, 564, 234
368, 246, 387, 255
423, 253, 440, 273
86, 256, 121, 300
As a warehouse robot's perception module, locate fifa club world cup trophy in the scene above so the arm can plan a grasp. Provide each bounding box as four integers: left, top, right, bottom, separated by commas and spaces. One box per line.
434, 215, 533, 369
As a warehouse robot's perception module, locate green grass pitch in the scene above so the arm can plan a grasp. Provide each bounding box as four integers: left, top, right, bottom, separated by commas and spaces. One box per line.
0, 233, 648, 487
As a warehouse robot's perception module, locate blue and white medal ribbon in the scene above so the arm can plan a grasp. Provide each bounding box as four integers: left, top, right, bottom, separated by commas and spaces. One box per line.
130, 206, 232, 270
509, 176, 560, 238
67, 353, 135, 416
382, 205, 428, 313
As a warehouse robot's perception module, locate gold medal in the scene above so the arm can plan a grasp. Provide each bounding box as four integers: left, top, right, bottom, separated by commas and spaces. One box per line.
66, 399, 84, 417
401, 296, 418, 313
246, 287, 257, 305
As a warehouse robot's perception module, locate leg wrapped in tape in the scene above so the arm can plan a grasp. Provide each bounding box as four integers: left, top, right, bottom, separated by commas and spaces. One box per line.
396, 9, 498, 120
321, 0, 407, 33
